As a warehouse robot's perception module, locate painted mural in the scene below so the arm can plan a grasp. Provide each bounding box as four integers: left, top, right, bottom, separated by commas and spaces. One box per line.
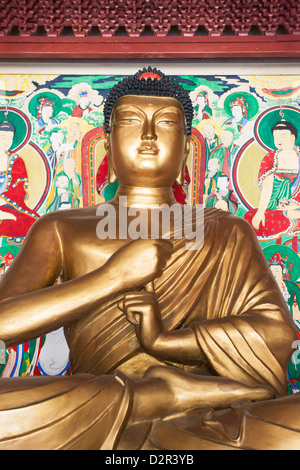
0, 72, 300, 393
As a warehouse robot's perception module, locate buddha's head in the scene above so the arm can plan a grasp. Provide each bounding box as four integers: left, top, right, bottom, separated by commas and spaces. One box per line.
272, 121, 297, 151
0, 121, 15, 152
103, 67, 193, 188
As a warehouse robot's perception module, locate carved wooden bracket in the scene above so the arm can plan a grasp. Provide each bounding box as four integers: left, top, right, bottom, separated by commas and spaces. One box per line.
0, 0, 299, 58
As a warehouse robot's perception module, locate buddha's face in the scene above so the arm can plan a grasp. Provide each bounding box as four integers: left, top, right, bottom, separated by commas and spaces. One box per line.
68, 122, 81, 141
207, 157, 220, 174
273, 129, 296, 151
57, 175, 69, 189
106, 95, 190, 188
64, 158, 76, 173
0, 130, 14, 151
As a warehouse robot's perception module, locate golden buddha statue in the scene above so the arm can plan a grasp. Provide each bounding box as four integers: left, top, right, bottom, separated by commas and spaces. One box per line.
0, 67, 299, 450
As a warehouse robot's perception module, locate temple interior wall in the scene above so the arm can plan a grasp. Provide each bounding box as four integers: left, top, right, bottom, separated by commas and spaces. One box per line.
0, 11, 299, 392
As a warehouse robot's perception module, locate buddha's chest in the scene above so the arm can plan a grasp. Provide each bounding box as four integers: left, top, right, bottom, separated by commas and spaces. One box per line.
61, 229, 132, 280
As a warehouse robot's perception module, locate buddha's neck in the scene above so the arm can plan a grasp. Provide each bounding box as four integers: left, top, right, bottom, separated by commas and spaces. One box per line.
0, 151, 8, 168
114, 185, 177, 208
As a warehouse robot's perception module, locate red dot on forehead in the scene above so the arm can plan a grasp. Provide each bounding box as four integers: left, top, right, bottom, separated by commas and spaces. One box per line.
139, 72, 162, 81
148, 101, 153, 105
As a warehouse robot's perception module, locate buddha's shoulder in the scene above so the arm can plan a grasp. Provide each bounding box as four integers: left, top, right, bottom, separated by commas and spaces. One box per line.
31, 206, 99, 233
203, 207, 256, 237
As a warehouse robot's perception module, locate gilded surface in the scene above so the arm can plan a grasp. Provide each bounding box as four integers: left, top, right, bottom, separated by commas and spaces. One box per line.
0, 81, 299, 450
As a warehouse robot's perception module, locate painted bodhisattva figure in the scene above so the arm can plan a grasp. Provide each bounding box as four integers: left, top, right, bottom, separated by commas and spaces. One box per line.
0, 68, 299, 450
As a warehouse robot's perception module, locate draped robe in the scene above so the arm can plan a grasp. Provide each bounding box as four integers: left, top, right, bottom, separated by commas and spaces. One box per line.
0, 207, 298, 449
0, 371, 132, 450
65, 208, 296, 395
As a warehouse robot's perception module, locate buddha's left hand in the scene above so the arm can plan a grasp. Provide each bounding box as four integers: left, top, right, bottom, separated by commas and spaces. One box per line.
118, 290, 165, 352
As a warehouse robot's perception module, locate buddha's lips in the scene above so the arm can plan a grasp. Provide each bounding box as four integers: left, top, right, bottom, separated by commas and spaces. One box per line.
138, 145, 159, 155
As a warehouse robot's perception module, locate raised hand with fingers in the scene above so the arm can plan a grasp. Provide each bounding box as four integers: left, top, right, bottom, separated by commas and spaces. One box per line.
105, 238, 173, 292
118, 283, 164, 353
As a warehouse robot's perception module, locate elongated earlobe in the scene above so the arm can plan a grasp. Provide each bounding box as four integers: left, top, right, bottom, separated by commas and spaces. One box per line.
175, 165, 185, 186
176, 137, 190, 186
105, 134, 117, 184
108, 161, 117, 184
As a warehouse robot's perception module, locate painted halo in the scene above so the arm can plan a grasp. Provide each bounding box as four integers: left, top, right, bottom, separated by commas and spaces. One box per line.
263, 244, 300, 283
223, 91, 259, 120
254, 105, 300, 151
0, 106, 31, 153
0, 106, 51, 212
28, 91, 62, 119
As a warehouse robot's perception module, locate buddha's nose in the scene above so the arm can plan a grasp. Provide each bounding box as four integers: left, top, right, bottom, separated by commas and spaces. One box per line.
141, 118, 157, 141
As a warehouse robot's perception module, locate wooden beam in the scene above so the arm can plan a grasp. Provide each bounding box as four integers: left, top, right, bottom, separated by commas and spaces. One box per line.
0, 36, 299, 59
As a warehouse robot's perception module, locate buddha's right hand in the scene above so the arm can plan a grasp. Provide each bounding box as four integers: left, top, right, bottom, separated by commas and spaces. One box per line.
105, 238, 173, 291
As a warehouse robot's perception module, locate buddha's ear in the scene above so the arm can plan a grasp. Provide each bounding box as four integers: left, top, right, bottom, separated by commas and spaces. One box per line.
104, 133, 117, 184
104, 133, 110, 156
176, 135, 191, 186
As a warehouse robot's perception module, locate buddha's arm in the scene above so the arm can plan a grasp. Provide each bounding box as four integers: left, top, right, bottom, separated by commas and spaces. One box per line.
123, 278, 297, 396
252, 174, 273, 229
121, 290, 203, 364
258, 174, 274, 211
0, 216, 124, 348
0, 217, 172, 348
122, 291, 293, 376
190, 217, 298, 396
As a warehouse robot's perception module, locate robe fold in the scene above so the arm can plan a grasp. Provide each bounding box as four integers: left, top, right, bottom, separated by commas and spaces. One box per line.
0, 371, 132, 450
0, 207, 298, 449
133, 392, 300, 451
65, 208, 296, 395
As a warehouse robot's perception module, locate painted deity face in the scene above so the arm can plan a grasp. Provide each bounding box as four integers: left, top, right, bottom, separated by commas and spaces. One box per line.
217, 176, 229, 190
57, 175, 69, 189
41, 104, 54, 120
64, 158, 76, 173
0, 130, 14, 152
207, 158, 220, 174
107, 95, 190, 188
273, 129, 296, 151
220, 131, 233, 148
79, 96, 90, 109
270, 264, 284, 284
196, 95, 206, 109
202, 124, 215, 139
231, 105, 244, 119
68, 122, 81, 141
50, 130, 64, 146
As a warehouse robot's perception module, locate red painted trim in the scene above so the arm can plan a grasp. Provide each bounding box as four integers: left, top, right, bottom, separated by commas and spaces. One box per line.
0, 36, 299, 59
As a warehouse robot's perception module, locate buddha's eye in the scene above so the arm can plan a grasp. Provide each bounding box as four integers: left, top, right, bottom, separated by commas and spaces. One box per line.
157, 120, 179, 127
118, 117, 141, 125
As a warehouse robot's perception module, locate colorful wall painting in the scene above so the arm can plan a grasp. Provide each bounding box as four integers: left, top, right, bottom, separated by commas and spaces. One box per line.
0, 71, 300, 393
